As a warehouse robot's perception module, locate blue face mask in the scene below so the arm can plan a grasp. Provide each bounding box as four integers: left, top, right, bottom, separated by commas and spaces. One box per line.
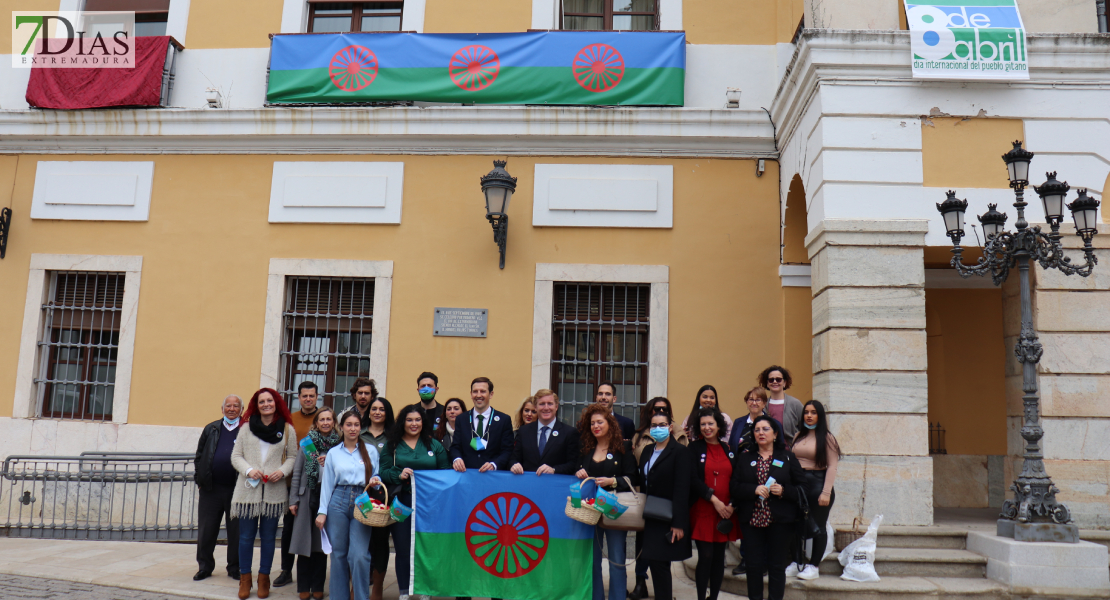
649, 426, 670, 442
223, 416, 240, 427
804, 422, 817, 430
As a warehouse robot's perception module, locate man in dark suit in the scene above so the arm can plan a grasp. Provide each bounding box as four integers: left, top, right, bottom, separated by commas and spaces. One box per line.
510, 389, 580, 475
596, 382, 636, 441
450, 377, 515, 472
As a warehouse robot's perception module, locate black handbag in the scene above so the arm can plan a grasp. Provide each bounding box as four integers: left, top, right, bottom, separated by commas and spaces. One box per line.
643, 495, 673, 522
797, 485, 821, 539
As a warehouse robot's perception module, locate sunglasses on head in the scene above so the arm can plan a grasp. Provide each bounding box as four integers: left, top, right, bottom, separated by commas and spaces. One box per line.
767, 377, 784, 383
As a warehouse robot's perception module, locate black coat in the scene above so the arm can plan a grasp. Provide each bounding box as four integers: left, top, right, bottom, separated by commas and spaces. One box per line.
615, 413, 636, 441
637, 437, 693, 562
730, 448, 804, 525
511, 420, 580, 475
449, 408, 515, 470
193, 420, 225, 491
579, 444, 638, 492
687, 438, 737, 504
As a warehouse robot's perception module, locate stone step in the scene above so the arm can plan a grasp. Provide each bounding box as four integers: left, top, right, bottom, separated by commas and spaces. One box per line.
820, 548, 987, 578
873, 526, 971, 549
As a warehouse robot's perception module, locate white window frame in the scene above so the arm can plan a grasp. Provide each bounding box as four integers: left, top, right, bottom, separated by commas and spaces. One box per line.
14, 254, 143, 423
65, 1, 191, 44
260, 259, 394, 397
282, 0, 425, 33
533, 0, 681, 30
530, 263, 668, 399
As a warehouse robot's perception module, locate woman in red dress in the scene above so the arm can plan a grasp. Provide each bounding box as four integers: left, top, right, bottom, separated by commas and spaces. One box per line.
688, 407, 740, 600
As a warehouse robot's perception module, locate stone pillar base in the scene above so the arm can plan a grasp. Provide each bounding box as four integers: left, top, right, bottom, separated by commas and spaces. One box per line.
967, 531, 1110, 592
996, 519, 1079, 543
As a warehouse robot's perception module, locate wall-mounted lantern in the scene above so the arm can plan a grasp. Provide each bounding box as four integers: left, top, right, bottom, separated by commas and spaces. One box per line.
480, 160, 517, 269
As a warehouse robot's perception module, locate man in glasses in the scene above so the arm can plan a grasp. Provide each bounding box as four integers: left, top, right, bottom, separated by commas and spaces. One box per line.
759, 366, 804, 444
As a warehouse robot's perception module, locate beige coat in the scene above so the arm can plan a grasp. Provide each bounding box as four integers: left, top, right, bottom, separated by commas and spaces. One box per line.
230, 422, 298, 519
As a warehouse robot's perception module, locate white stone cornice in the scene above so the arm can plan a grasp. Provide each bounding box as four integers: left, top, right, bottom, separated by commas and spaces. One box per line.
0, 106, 777, 157
772, 30, 1110, 151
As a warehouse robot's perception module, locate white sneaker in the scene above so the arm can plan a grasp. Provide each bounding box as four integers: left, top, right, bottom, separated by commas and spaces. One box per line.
399, 595, 410, 600
785, 562, 800, 577
797, 564, 820, 580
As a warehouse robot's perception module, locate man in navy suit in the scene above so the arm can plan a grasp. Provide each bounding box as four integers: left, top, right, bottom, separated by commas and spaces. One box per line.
510, 389, 580, 475
596, 382, 636, 441
450, 377, 515, 472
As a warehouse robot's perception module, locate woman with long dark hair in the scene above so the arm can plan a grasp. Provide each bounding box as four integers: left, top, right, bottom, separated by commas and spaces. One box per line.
688, 408, 739, 600
434, 397, 467, 449
787, 400, 840, 580
681, 385, 733, 441
381, 404, 450, 600
575, 403, 637, 600
362, 397, 395, 600
315, 409, 381, 600
730, 415, 803, 600
231, 388, 298, 599
288, 407, 339, 600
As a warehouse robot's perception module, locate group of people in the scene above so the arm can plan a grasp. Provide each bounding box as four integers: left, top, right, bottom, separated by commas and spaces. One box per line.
193, 366, 840, 600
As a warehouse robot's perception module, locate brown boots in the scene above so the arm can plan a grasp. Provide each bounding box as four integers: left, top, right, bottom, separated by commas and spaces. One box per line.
257, 573, 271, 599
371, 569, 385, 600
238, 574, 252, 600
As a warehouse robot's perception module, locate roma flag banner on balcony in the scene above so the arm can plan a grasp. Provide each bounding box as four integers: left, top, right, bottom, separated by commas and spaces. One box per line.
266, 31, 685, 106
410, 470, 593, 600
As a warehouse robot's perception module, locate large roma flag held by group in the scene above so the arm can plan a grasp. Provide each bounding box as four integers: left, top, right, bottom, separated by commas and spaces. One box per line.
266, 31, 685, 106
411, 471, 594, 600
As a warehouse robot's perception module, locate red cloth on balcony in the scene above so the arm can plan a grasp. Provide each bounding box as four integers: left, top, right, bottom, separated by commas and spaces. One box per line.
25, 36, 171, 110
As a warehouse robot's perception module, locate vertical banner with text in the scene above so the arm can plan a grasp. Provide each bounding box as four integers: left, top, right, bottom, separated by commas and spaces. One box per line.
905, 0, 1029, 80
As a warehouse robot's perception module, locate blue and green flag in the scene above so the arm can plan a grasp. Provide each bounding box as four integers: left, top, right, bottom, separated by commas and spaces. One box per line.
266, 31, 685, 105
411, 471, 593, 600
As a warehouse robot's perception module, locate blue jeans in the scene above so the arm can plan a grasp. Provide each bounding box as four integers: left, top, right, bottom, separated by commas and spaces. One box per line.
326, 484, 373, 600
593, 527, 627, 600
238, 515, 279, 575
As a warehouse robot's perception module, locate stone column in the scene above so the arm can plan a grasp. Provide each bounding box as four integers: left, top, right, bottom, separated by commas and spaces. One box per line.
806, 219, 933, 526
1003, 225, 1110, 529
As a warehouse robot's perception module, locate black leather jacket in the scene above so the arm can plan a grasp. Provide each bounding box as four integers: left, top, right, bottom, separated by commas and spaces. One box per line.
194, 420, 225, 491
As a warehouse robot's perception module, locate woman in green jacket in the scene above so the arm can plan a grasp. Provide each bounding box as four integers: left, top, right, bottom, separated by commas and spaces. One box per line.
380, 404, 451, 600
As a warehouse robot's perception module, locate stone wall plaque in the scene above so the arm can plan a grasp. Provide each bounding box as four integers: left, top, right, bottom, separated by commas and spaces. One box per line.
433, 307, 488, 338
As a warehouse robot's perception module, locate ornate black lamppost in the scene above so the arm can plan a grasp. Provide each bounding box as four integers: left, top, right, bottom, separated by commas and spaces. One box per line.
937, 141, 1100, 543
480, 160, 517, 269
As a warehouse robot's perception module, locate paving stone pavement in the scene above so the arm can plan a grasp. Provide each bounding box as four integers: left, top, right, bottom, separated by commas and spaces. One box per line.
1, 574, 194, 599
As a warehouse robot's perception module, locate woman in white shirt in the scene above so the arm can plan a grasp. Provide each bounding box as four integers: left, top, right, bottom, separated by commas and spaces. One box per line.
315, 409, 382, 600
230, 388, 298, 599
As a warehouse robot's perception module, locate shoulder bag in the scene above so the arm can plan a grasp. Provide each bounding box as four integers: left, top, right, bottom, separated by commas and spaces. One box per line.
601, 476, 645, 531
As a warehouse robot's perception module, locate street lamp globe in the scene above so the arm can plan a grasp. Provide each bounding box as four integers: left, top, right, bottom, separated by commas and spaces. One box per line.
978, 203, 1008, 239
937, 190, 969, 240
1067, 189, 1101, 237
1034, 171, 1070, 226
481, 160, 517, 216
1002, 140, 1034, 187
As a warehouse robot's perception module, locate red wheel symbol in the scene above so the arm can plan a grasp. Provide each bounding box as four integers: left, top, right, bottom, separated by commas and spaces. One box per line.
465, 492, 548, 578
573, 43, 624, 93
449, 45, 500, 91
329, 45, 378, 92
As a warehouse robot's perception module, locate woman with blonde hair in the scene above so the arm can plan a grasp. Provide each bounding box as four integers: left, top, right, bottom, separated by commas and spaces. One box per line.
288, 407, 339, 600
514, 396, 538, 430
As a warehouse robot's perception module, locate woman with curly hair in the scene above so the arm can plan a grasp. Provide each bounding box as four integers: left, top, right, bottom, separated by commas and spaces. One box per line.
575, 403, 637, 600
758, 366, 804, 443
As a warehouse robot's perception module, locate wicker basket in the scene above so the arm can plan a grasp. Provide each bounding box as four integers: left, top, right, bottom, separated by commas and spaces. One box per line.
565, 477, 602, 526
834, 517, 865, 551
353, 484, 396, 528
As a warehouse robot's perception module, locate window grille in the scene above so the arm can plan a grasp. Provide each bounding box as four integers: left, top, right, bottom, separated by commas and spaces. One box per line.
279, 277, 374, 412
36, 272, 125, 421
562, 0, 657, 31
308, 1, 404, 33
551, 282, 649, 426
